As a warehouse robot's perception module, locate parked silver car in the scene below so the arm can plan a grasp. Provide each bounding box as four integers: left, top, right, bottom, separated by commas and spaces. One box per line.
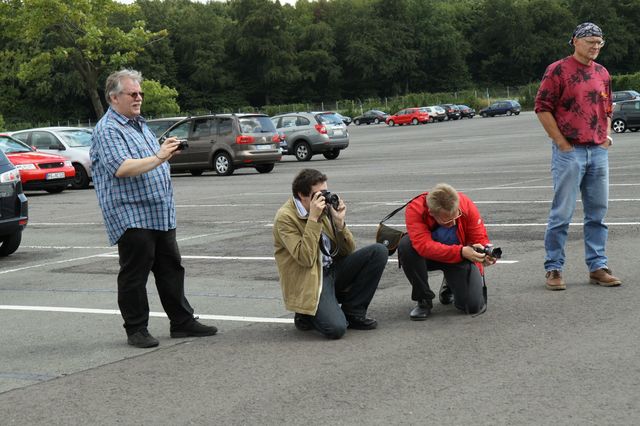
270, 112, 349, 161
10, 127, 93, 189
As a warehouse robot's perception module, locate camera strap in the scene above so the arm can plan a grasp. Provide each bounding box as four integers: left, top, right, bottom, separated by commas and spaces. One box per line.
319, 211, 340, 258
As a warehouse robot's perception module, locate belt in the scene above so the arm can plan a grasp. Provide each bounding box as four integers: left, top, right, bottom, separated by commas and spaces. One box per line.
571, 142, 601, 147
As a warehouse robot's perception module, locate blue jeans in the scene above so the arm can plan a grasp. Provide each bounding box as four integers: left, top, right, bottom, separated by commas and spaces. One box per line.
544, 143, 609, 272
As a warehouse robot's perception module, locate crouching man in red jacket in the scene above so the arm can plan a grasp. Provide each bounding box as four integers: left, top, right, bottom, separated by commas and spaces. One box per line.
397, 183, 498, 320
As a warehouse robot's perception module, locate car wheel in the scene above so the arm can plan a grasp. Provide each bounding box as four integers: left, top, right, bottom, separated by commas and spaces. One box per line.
481, 112, 487, 118
428, 117, 434, 123
354, 119, 360, 125
387, 120, 395, 126
374, 118, 380, 124
506, 111, 512, 116
213, 152, 235, 175
515, 112, 520, 115
411, 118, 419, 125
612, 119, 626, 133
294, 142, 312, 161
0, 230, 22, 257
630, 128, 639, 132
323, 149, 340, 160
45, 186, 66, 194
71, 164, 90, 189
190, 170, 204, 176
255, 163, 275, 173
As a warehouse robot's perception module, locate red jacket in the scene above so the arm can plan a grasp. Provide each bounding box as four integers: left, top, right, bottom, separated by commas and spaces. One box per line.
405, 192, 490, 273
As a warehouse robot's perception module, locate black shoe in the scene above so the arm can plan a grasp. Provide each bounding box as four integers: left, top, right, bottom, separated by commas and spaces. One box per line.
170, 319, 218, 338
410, 300, 431, 321
127, 329, 159, 348
346, 315, 378, 330
294, 313, 313, 331
439, 278, 454, 305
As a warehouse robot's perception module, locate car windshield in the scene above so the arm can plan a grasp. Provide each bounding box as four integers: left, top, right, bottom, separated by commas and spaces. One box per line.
238, 116, 277, 133
315, 113, 343, 125
371, 110, 386, 115
0, 135, 33, 153
57, 129, 93, 147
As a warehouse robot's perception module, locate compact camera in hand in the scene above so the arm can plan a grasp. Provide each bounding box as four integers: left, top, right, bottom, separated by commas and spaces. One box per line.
175, 139, 189, 151
473, 244, 502, 259
320, 190, 340, 210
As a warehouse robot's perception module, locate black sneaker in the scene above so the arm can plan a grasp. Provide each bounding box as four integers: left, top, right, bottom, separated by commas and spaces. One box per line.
346, 315, 378, 330
127, 329, 159, 348
409, 300, 431, 321
294, 313, 313, 331
439, 278, 454, 305
170, 319, 218, 338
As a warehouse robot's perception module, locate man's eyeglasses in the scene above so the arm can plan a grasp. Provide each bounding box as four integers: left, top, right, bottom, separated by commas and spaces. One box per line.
121, 91, 145, 99
432, 209, 462, 225
581, 39, 605, 48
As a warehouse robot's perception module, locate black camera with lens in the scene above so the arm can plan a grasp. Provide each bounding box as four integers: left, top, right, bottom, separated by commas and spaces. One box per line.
473, 244, 502, 259
320, 190, 340, 210
176, 139, 189, 151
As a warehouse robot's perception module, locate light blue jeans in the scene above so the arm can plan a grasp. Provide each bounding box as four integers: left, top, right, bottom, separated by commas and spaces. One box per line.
544, 143, 609, 272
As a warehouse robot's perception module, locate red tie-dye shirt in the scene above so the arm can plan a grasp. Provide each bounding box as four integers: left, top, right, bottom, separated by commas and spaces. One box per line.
535, 55, 612, 145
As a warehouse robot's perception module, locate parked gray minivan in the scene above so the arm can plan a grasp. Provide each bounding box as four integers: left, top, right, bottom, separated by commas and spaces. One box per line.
159, 113, 282, 176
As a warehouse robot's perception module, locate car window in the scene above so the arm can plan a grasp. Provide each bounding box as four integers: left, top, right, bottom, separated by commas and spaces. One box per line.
280, 117, 296, 128
316, 113, 343, 125
296, 116, 310, 126
58, 129, 93, 147
12, 133, 29, 144
148, 121, 177, 137
0, 135, 33, 153
218, 118, 232, 136
239, 116, 277, 133
166, 122, 190, 139
621, 102, 636, 111
31, 131, 58, 149
192, 119, 212, 138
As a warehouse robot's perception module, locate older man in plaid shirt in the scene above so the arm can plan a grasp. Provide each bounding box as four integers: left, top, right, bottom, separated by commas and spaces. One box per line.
91, 69, 217, 348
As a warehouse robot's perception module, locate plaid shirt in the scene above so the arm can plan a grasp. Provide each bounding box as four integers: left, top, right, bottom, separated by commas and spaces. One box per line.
90, 107, 176, 245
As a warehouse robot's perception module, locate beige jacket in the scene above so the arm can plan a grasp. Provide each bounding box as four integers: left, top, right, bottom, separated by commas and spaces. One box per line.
273, 197, 356, 315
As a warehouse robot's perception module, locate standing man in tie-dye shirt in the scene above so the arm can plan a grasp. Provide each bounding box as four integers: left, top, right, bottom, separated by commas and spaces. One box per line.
535, 22, 622, 291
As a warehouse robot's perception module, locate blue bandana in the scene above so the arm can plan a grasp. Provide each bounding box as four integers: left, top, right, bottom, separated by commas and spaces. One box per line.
569, 22, 603, 45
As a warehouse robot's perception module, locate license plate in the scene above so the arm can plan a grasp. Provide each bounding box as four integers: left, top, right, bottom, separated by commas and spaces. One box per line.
46, 172, 65, 180
334, 130, 343, 136
256, 144, 272, 150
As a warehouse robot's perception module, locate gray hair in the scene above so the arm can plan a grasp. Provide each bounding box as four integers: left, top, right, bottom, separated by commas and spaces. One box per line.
104, 69, 143, 104
426, 183, 459, 214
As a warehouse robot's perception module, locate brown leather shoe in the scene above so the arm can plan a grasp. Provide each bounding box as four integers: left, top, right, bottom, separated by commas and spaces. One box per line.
545, 270, 566, 291
589, 267, 622, 287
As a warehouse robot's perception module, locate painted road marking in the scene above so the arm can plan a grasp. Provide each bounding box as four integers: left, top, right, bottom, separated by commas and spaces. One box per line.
0, 305, 293, 324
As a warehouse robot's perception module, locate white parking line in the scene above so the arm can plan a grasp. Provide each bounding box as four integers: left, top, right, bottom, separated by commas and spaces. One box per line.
0, 305, 293, 324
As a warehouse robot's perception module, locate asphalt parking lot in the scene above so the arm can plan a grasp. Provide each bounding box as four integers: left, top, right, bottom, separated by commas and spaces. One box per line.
1, 112, 639, 424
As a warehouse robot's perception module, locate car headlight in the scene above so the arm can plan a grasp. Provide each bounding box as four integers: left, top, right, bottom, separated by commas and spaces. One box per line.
0, 168, 21, 183
64, 160, 72, 167
15, 163, 36, 170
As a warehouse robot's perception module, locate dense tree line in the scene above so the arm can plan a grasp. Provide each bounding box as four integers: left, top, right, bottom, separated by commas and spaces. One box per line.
1, 0, 639, 127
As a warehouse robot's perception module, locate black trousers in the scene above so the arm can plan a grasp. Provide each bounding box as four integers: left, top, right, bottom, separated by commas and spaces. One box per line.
309, 243, 388, 339
117, 228, 194, 335
397, 234, 485, 313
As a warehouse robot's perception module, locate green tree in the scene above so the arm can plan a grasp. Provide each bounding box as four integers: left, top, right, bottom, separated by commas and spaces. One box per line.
9, 0, 168, 119
141, 79, 180, 118
226, 0, 301, 105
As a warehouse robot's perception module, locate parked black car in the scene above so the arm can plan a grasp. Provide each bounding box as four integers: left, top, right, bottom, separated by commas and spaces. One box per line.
353, 110, 389, 125
457, 105, 476, 118
611, 99, 640, 133
612, 90, 640, 103
438, 104, 461, 120
0, 149, 28, 256
479, 100, 521, 117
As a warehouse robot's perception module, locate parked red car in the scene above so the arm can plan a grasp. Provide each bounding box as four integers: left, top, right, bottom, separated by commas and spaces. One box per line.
386, 108, 430, 126
0, 134, 75, 193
